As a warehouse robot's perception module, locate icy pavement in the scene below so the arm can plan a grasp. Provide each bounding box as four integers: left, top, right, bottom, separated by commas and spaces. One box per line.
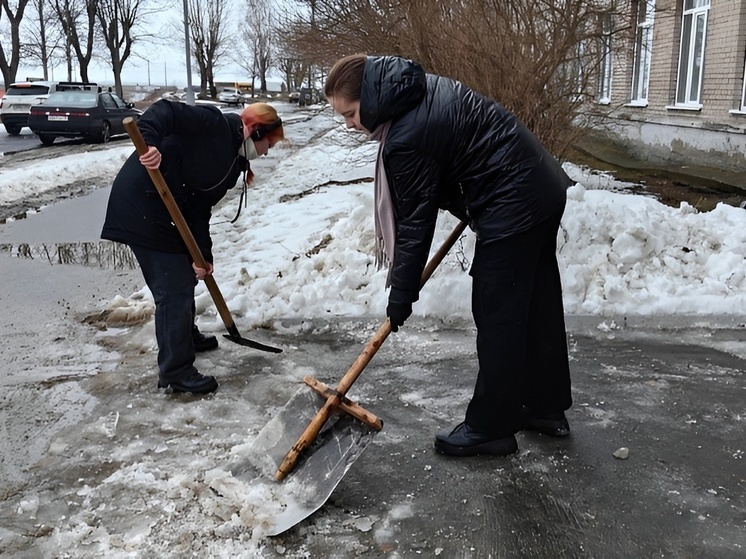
0, 248, 744, 558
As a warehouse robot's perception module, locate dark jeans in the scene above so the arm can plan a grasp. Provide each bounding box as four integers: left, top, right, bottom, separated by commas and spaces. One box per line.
465, 208, 572, 437
129, 244, 198, 381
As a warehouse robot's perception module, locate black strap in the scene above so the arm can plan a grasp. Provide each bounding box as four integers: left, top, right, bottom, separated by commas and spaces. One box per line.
230, 170, 248, 224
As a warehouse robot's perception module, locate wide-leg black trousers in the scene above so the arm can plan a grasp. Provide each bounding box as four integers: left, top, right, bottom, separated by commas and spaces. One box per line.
465, 207, 572, 437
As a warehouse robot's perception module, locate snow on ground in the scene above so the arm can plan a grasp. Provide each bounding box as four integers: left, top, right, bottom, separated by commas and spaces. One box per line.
2, 102, 746, 557
0, 146, 131, 205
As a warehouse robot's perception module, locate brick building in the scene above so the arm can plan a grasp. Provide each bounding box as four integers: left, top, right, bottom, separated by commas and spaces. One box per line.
589, 0, 746, 186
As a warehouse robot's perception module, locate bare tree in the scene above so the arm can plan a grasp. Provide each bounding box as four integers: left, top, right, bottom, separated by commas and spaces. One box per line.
50, 0, 96, 82
235, 0, 274, 95
283, 0, 628, 158
19, 0, 63, 80
96, 0, 138, 96
280, 0, 339, 87
282, 0, 404, 64
275, 54, 308, 92
187, 0, 230, 98
96, 0, 164, 96
0, 0, 32, 87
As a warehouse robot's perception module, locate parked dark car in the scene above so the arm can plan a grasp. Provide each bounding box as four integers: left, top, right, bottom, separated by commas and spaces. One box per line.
298, 87, 322, 107
0, 80, 93, 135
28, 88, 142, 145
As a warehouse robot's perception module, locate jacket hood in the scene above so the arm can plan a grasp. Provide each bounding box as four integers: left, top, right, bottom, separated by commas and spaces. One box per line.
360, 56, 427, 132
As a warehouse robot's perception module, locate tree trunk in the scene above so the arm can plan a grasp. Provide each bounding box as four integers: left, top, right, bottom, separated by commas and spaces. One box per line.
36, 0, 50, 80
0, 0, 32, 86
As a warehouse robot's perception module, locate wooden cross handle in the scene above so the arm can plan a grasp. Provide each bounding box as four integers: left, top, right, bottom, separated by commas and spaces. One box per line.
274, 220, 469, 481
303, 375, 383, 430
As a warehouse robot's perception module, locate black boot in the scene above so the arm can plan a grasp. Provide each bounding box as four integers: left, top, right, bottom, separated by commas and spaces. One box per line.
523, 410, 571, 437
192, 324, 218, 352
158, 371, 218, 394
434, 422, 518, 457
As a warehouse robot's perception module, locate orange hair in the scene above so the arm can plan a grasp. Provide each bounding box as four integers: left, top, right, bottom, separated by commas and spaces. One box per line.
240, 103, 285, 144
239, 103, 284, 185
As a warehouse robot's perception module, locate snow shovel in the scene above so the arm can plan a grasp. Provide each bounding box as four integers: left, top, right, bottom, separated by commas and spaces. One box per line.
247, 220, 468, 535
123, 117, 281, 353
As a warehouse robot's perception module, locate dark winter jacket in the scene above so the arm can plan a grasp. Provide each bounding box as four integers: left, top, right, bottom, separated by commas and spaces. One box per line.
360, 56, 572, 306
101, 99, 245, 262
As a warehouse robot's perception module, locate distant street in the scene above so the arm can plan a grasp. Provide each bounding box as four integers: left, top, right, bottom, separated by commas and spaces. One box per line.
0, 126, 41, 154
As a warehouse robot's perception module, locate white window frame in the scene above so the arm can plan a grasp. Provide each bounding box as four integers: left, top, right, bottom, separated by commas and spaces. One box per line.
571, 40, 587, 103
741, 57, 746, 112
598, 15, 613, 104
630, 0, 655, 105
674, 0, 710, 108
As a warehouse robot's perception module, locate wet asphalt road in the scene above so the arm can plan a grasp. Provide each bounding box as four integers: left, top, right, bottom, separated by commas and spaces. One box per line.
0, 127, 41, 154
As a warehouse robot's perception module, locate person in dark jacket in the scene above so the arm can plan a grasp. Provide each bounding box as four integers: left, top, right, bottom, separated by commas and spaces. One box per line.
324, 54, 573, 456
101, 99, 284, 394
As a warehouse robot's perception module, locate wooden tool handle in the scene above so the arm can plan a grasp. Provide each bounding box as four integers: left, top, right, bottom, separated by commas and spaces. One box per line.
420, 220, 468, 287
331, 219, 469, 398
123, 117, 238, 331
123, 117, 207, 268
304, 375, 384, 430
274, 219, 469, 480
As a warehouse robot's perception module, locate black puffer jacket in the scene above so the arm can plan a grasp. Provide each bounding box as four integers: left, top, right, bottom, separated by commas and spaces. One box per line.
101, 100, 244, 262
360, 56, 572, 306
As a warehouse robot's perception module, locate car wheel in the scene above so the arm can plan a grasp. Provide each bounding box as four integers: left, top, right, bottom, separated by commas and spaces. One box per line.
38, 133, 55, 146
4, 123, 22, 135
100, 121, 111, 143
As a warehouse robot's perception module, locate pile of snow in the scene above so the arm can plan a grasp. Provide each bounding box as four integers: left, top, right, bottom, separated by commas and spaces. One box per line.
5, 104, 746, 327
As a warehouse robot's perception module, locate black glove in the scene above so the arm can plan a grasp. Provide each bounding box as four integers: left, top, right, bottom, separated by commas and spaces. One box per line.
386, 301, 412, 332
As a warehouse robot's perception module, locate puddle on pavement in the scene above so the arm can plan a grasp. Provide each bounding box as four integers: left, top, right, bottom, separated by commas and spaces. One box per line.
0, 185, 139, 268
0, 240, 137, 269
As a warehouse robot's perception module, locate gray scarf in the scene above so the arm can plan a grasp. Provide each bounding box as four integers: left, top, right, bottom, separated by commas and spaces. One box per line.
370, 121, 394, 286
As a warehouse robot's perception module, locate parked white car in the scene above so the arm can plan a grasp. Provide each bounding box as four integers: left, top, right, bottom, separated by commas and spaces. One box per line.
217, 87, 246, 105
0, 81, 64, 135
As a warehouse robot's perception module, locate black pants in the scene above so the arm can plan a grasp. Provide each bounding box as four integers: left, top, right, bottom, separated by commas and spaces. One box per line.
129, 244, 198, 382
465, 208, 572, 437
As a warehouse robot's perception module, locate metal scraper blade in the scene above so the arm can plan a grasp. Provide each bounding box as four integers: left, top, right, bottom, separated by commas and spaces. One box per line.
240, 387, 378, 535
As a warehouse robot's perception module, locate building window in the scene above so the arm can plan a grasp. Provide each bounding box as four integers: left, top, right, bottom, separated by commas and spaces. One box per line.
631, 0, 655, 104
741, 55, 746, 111
675, 0, 710, 107
598, 15, 613, 104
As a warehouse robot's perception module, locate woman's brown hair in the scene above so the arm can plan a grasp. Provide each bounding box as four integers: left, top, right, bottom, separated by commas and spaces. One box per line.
324, 54, 366, 101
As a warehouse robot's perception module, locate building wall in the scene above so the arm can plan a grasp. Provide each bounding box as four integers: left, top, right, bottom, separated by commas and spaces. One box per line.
593, 0, 746, 180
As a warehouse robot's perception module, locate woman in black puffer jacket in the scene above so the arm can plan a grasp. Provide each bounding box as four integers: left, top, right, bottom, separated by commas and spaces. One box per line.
325, 54, 573, 456
102, 99, 284, 395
